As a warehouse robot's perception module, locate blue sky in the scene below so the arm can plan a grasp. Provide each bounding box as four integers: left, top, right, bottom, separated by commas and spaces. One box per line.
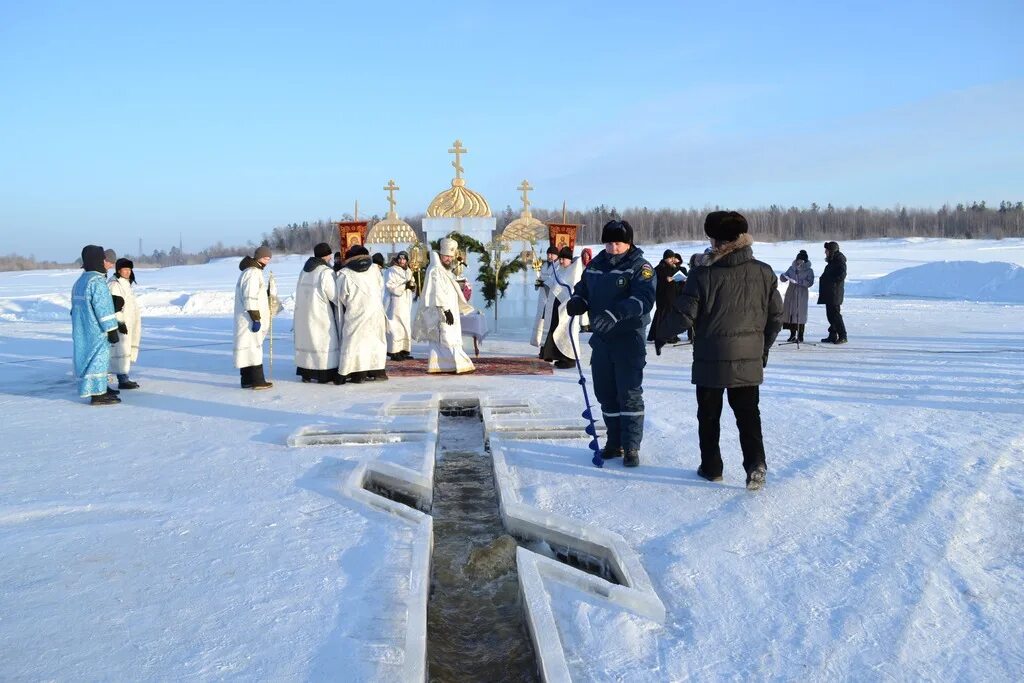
1, 0, 1022, 259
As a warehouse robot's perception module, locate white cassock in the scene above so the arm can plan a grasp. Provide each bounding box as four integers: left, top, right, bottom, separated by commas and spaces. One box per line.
530, 260, 556, 347
233, 259, 270, 369
412, 251, 475, 374
336, 258, 388, 376
293, 258, 339, 370
108, 275, 141, 375
540, 257, 584, 360
383, 264, 414, 354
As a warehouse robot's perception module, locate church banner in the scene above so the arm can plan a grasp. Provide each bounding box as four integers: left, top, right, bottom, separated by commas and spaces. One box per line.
337, 221, 369, 250
547, 223, 578, 251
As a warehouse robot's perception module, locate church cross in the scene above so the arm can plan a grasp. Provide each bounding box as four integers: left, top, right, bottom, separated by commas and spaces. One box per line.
448, 139, 467, 179
384, 179, 400, 214
518, 180, 533, 213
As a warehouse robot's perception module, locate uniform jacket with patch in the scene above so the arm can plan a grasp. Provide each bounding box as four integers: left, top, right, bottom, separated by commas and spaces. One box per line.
570, 246, 656, 339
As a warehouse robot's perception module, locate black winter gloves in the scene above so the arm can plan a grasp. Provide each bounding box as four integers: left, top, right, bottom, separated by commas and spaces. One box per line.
118, 322, 128, 334
112, 295, 125, 312
405, 280, 415, 290
589, 311, 617, 335
443, 309, 454, 325
107, 330, 119, 344
565, 297, 587, 316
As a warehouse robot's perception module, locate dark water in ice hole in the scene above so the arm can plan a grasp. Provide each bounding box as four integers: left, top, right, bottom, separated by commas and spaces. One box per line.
427, 411, 540, 683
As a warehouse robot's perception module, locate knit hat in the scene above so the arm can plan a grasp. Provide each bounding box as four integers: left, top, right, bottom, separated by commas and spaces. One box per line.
558, 246, 573, 260
313, 242, 332, 258
81, 245, 105, 273
704, 211, 748, 241
103, 248, 117, 263
601, 219, 634, 245
662, 249, 675, 260
546, 245, 559, 256
372, 253, 385, 267
797, 250, 809, 261
438, 237, 458, 257
254, 245, 272, 259
345, 245, 369, 259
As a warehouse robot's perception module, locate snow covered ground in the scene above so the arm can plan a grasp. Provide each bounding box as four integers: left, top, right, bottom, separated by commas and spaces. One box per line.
1, 238, 1022, 680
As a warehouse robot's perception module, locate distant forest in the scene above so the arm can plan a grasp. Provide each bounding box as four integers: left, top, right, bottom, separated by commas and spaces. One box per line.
2, 201, 1021, 271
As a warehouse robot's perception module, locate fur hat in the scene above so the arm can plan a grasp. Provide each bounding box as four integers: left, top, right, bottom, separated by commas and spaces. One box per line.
81, 245, 105, 273
558, 246, 573, 260
438, 237, 458, 257
546, 245, 559, 256
345, 245, 369, 259
392, 251, 409, 264
254, 245, 272, 259
313, 242, 332, 258
824, 241, 840, 253
797, 249, 809, 262
662, 248, 675, 260
601, 219, 634, 245
704, 211, 748, 242
103, 248, 117, 263
115, 258, 133, 270
372, 253, 385, 267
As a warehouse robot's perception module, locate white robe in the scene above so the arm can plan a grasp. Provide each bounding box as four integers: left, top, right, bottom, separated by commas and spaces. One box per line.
108, 276, 141, 375
336, 260, 388, 376
530, 260, 556, 346
233, 263, 270, 368
383, 264, 414, 354
412, 251, 475, 374
541, 258, 584, 360
293, 260, 340, 370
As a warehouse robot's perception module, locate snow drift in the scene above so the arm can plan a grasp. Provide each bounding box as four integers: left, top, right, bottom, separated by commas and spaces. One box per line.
848, 261, 1024, 303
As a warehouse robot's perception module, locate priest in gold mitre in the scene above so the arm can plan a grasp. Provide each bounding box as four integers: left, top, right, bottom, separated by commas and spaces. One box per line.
412, 237, 477, 374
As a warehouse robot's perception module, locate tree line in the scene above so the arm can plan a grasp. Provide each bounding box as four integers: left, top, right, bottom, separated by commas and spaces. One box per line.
2, 201, 1021, 271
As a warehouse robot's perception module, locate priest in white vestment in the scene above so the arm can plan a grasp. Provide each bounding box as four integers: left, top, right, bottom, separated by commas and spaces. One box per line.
412, 238, 476, 374
539, 247, 584, 368
293, 242, 340, 383
530, 245, 560, 348
336, 245, 388, 383
383, 251, 416, 361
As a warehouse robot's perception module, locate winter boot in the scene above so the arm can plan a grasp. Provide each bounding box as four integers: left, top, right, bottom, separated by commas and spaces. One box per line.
347, 371, 365, 384
554, 359, 575, 369
600, 446, 624, 459
623, 449, 640, 468
746, 464, 767, 491
786, 331, 797, 342
796, 324, 805, 343
697, 465, 723, 482
106, 386, 120, 395
370, 369, 389, 381
821, 335, 838, 344
118, 379, 140, 390
250, 364, 273, 390
835, 337, 848, 345
90, 392, 121, 405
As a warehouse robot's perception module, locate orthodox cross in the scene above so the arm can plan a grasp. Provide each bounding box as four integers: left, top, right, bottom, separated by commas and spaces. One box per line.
448, 139, 467, 179
384, 179, 399, 214
518, 180, 533, 213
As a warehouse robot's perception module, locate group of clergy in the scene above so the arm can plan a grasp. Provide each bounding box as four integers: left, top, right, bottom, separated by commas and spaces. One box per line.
530, 244, 585, 369
237, 237, 479, 388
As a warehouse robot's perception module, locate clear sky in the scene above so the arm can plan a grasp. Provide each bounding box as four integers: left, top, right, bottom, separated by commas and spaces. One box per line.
1, 0, 1022, 260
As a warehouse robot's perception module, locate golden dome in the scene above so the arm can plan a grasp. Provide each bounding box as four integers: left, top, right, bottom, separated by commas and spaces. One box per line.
501, 215, 546, 242
426, 140, 492, 218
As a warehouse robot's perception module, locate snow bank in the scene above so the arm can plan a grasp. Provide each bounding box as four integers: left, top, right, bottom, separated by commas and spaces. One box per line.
848, 261, 1024, 303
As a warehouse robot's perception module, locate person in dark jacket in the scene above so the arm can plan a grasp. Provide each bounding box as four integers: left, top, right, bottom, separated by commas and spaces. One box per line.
818, 241, 847, 343
566, 220, 656, 467
647, 249, 686, 343
655, 211, 782, 490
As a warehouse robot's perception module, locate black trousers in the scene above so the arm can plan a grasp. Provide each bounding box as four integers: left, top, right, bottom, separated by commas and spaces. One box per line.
240, 364, 266, 387
591, 332, 646, 451
695, 385, 765, 476
825, 304, 847, 340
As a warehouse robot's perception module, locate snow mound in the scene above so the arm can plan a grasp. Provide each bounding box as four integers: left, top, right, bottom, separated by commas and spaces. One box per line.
849, 261, 1024, 303
0, 294, 72, 322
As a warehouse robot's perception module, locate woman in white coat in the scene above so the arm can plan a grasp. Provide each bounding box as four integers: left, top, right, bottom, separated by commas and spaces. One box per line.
779, 249, 815, 343
336, 245, 388, 383
384, 251, 416, 361
540, 247, 584, 369
233, 246, 273, 389
294, 242, 341, 383
108, 258, 142, 389
412, 238, 476, 374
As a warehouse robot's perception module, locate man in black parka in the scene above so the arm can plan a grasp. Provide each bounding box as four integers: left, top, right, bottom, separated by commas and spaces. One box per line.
647, 249, 686, 343
818, 241, 848, 344
655, 211, 782, 490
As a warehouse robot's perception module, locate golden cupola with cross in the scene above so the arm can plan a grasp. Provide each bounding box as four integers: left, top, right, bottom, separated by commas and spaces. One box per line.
427, 139, 492, 218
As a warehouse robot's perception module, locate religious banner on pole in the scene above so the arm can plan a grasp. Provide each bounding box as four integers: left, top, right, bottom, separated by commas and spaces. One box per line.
336, 221, 369, 251
546, 223, 578, 251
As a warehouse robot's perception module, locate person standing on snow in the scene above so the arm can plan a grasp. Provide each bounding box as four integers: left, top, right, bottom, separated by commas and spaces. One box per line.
530, 245, 560, 349
818, 241, 848, 344
72, 245, 121, 405
648, 249, 686, 344
233, 246, 274, 390
384, 251, 416, 361
565, 220, 656, 468
335, 245, 388, 383
107, 258, 142, 390
655, 211, 782, 490
293, 242, 341, 384
412, 237, 477, 374
779, 249, 814, 343
540, 246, 583, 369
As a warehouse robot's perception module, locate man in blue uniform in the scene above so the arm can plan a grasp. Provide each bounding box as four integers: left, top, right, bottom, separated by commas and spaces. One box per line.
566, 220, 656, 467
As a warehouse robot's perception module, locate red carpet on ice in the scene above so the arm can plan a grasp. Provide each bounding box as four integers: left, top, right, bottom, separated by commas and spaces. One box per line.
386, 356, 554, 377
